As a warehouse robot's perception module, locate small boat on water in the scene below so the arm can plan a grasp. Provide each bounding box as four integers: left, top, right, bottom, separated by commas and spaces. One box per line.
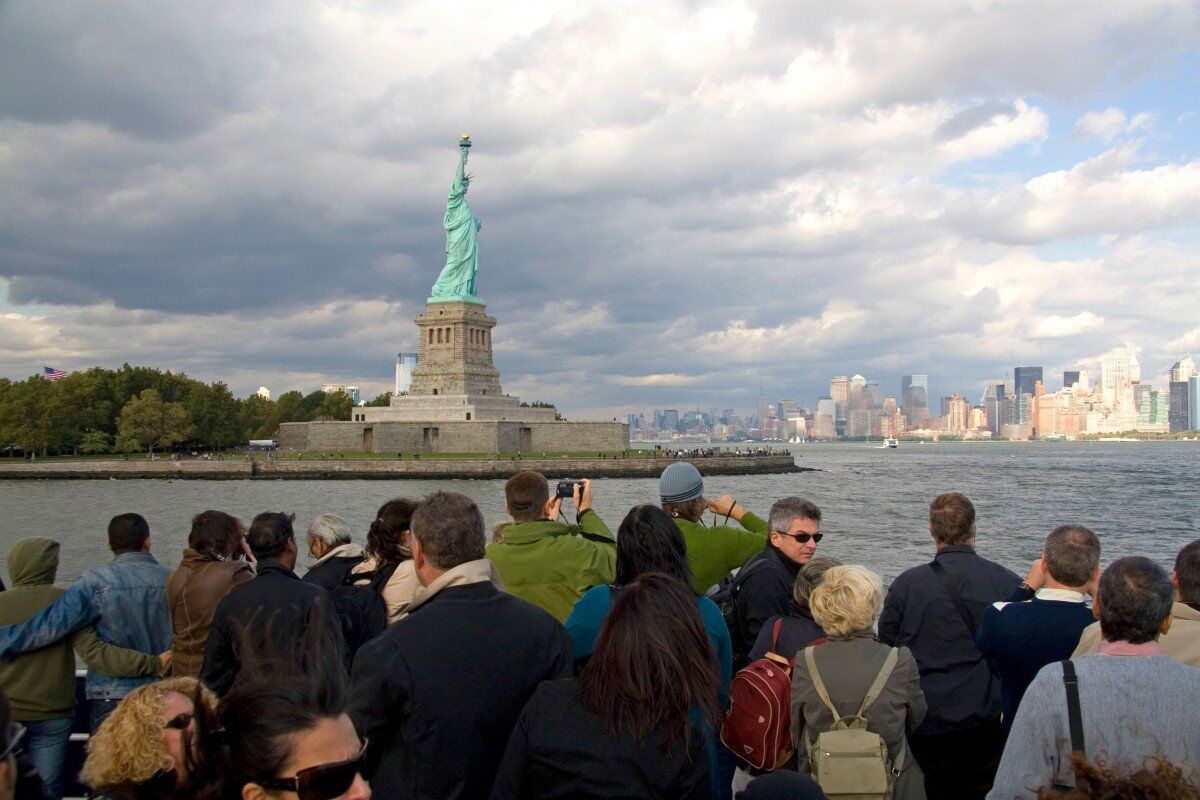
885, 437, 899, 449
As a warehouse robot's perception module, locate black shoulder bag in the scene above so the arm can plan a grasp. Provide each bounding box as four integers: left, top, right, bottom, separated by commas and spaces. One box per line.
1052, 659, 1086, 791
929, 559, 996, 676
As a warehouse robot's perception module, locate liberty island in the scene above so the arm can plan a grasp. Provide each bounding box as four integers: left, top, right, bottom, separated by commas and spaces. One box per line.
275, 136, 631, 455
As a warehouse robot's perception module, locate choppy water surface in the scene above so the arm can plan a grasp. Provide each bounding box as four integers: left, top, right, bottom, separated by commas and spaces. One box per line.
1, 441, 1196, 585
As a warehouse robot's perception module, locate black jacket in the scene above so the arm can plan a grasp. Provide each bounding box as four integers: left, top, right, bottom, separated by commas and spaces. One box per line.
489, 678, 711, 800
878, 545, 1020, 734
201, 559, 340, 696
732, 544, 801, 665
748, 604, 826, 664
349, 581, 572, 800
301, 555, 364, 592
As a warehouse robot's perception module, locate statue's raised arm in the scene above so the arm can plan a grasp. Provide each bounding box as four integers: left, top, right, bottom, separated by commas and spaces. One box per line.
429, 134, 483, 304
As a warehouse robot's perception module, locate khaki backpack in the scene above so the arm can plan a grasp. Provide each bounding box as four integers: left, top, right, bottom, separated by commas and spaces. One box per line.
802, 646, 906, 800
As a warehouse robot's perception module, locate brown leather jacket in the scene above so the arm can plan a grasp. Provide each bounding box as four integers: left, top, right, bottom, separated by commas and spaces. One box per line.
166, 549, 254, 677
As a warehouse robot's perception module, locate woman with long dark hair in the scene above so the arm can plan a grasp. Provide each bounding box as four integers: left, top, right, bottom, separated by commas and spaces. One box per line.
166, 511, 254, 677
490, 573, 719, 799
191, 614, 371, 800
349, 498, 420, 622
565, 504, 732, 685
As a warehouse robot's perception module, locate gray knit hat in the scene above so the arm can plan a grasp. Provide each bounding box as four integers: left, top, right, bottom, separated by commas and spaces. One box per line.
660, 462, 704, 504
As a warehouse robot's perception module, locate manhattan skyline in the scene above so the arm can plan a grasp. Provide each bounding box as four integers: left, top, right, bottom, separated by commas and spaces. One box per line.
1, 2, 1199, 417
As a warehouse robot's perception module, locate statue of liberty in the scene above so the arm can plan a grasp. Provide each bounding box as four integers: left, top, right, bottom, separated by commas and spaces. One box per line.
429, 134, 482, 303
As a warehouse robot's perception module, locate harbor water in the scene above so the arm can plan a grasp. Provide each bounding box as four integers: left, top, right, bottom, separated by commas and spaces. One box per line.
1, 440, 1196, 586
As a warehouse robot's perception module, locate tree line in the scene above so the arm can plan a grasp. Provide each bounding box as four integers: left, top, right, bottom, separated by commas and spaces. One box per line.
0, 365, 394, 457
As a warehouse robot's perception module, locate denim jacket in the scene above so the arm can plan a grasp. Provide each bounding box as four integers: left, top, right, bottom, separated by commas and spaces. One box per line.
0, 552, 173, 699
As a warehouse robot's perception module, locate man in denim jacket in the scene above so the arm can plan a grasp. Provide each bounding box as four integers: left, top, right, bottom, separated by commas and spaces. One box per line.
0, 513, 173, 730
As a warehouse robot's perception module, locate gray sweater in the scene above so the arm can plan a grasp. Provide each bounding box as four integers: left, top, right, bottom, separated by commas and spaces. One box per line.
988, 654, 1200, 799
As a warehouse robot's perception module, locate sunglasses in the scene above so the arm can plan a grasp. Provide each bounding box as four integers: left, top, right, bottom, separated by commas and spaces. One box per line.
164, 712, 194, 731
258, 740, 368, 800
775, 531, 823, 544
0, 722, 26, 760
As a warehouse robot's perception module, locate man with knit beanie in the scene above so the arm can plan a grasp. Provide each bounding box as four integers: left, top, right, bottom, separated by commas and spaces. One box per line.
659, 462, 769, 594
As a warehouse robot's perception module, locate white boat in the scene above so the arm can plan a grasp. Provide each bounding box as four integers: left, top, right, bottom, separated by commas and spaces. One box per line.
885, 437, 899, 449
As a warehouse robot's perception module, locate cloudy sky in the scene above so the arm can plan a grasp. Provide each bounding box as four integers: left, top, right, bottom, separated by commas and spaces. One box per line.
2, 0, 1199, 417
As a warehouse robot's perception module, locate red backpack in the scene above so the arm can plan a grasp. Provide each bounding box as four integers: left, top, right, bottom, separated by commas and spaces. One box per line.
720, 619, 802, 771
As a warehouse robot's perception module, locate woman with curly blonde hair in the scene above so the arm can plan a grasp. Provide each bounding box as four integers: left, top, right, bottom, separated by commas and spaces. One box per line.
80, 677, 215, 800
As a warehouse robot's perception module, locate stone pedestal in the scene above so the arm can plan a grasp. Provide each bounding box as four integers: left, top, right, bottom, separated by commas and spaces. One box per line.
408, 301, 502, 397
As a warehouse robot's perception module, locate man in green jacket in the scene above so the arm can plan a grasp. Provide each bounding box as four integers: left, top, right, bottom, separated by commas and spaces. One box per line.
0, 538, 164, 800
486, 471, 615, 621
659, 461, 770, 593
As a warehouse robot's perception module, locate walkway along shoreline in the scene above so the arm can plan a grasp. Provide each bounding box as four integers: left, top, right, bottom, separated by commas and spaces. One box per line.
0, 453, 805, 480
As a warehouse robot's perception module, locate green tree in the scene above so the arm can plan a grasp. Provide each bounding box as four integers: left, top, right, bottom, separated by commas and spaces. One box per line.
184, 381, 241, 450
113, 431, 140, 455
117, 389, 194, 455
366, 391, 393, 407
0, 376, 54, 458
315, 390, 353, 421
80, 430, 112, 455
300, 390, 327, 419
238, 394, 276, 441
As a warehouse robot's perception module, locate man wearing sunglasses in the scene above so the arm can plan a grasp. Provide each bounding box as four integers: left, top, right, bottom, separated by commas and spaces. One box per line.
728, 497, 823, 669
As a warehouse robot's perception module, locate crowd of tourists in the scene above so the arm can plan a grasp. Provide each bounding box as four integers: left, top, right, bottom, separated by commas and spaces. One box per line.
0, 461, 1196, 800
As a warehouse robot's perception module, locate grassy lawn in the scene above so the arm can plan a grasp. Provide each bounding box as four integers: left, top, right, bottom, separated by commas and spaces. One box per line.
285, 450, 657, 460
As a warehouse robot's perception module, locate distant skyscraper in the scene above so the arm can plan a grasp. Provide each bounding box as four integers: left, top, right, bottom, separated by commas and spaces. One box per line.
662, 409, 680, 433
346, 386, 361, 405
901, 374, 929, 427
864, 382, 883, 409
1169, 382, 1191, 432
982, 381, 1006, 434
1014, 367, 1043, 400
1169, 356, 1196, 384
395, 352, 418, 394
1190, 376, 1200, 431
829, 376, 849, 436
1063, 371, 1080, 389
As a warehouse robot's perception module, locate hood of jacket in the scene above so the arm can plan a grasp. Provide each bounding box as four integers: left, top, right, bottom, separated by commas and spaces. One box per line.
402, 559, 506, 617
7, 537, 59, 587
312, 542, 365, 568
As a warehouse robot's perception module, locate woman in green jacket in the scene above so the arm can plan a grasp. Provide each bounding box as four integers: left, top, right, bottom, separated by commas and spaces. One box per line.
659, 462, 769, 594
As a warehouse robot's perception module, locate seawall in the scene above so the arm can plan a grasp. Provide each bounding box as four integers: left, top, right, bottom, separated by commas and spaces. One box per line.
0, 454, 804, 480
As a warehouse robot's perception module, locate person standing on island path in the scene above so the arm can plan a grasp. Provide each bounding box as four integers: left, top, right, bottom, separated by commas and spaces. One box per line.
430, 133, 482, 301
0, 514, 173, 733
878, 493, 1020, 800
659, 462, 769, 594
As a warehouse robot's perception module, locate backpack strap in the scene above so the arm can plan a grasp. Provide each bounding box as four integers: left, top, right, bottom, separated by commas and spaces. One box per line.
1062, 660, 1085, 755
802, 646, 841, 720
855, 647, 900, 717
771, 617, 783, 648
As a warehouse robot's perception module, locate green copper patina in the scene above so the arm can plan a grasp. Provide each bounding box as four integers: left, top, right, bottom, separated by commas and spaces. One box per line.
429, 134, 483, 304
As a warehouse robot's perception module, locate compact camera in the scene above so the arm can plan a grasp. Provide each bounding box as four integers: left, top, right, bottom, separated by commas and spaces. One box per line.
556, 479, 584, 499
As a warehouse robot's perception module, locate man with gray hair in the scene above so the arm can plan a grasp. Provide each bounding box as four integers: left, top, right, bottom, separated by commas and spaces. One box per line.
989, 556, 1200, 799
728, 496, 823, 668
976, 525, 1100, 730
300, 513, 365, 592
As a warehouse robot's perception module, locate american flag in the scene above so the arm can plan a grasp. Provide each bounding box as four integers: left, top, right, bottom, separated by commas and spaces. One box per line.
42, 366, 67, 381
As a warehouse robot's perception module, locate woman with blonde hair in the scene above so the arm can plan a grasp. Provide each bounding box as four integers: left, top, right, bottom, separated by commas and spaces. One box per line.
81, 677, 216, 800
790, 565, 927, 800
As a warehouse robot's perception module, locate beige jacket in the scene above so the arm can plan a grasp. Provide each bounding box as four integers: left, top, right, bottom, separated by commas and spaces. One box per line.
399, 559, 506, 620
352, 557, 421, 623
1072, 601, 1200, 667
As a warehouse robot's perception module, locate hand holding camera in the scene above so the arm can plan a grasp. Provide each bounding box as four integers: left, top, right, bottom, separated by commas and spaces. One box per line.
556, 478, 594, 513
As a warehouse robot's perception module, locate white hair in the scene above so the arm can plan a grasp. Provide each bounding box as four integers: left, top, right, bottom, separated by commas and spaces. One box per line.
306, 513, 351, 547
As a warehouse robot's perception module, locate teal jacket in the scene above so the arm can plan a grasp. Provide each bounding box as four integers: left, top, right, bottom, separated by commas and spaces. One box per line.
674, 512, 770, 594
485, 509, 615, 622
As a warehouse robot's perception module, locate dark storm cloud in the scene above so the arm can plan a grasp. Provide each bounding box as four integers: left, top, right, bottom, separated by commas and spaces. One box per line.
1, 0, 1198, 414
